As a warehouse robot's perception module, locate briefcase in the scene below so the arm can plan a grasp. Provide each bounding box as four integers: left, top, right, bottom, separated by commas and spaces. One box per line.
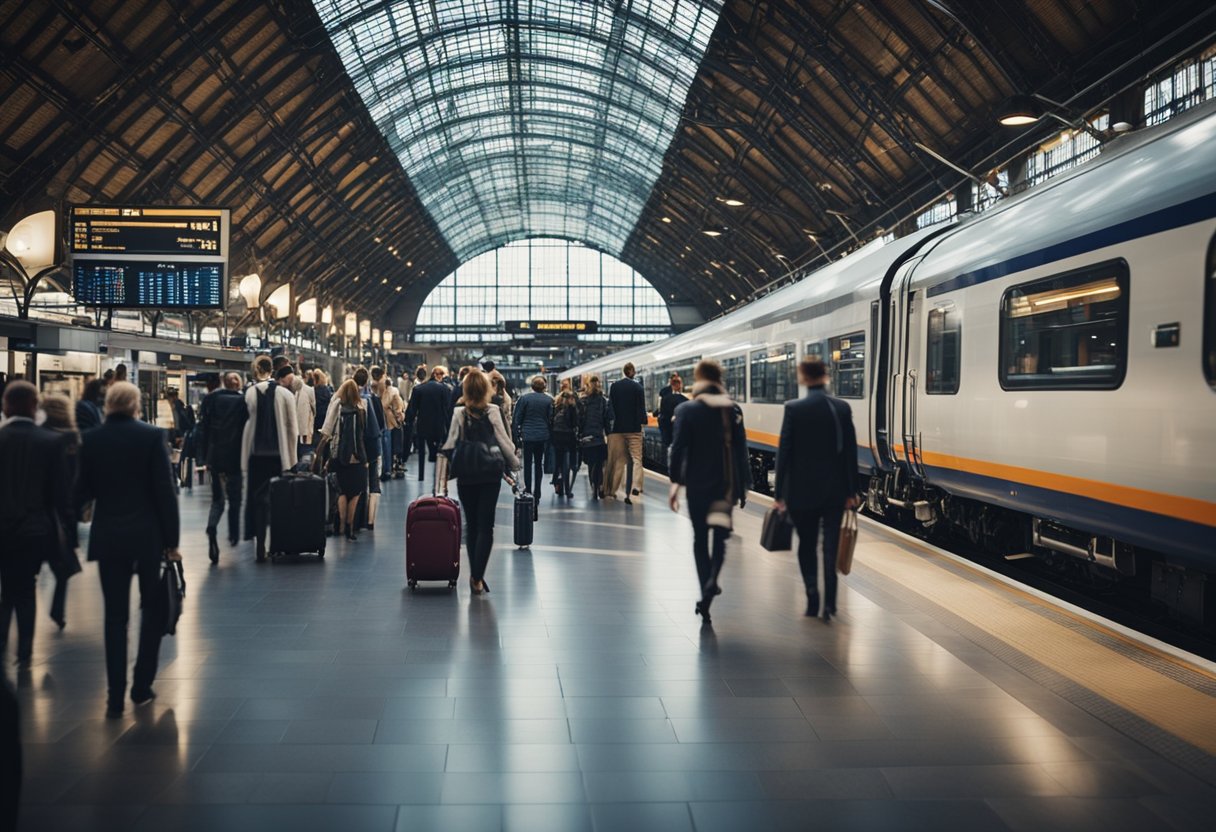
760, 506, 793, 551
161, 558, 186, 636
837, 509, 859, 575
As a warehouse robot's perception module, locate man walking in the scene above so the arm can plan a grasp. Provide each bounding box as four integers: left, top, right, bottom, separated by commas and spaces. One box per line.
772, 359, 859, 622
405, 366, 451, 481
607, 362, 646, 504
197, 372, 248, 563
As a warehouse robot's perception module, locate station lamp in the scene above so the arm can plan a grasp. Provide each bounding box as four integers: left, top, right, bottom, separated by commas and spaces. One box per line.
372, 327, 381, 347
297, 297, 318, 324
383, 330, 393, 351
344, 312, 358, 338
266, 283, 291, 319
3, 210, 57, 272
321, 305, 333, 325
359, 319, 371, 344
996, 94, 1041, 126
238, 273, 262, 308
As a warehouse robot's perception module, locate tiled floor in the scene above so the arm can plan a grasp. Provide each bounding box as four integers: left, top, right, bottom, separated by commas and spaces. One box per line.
8, 471, 1216, 831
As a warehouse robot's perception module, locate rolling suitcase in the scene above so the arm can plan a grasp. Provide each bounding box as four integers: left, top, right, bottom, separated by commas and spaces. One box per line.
268, 472, 328, 559
406, 463, 461, 589
512, 481, 534, 548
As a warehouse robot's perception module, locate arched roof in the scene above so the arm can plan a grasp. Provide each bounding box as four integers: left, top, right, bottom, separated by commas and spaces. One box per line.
1, 0, 1210, 322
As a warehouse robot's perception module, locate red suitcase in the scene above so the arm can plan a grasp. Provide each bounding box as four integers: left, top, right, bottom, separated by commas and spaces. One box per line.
406, 493, 461, 589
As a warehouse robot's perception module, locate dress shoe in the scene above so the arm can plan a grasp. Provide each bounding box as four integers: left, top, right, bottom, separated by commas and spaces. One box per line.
624, 497, 632, 506
694, 600, 711, 623
105, 703, 124, 719
207, 530, 219, 564
131, 689, 156, 707
632, 489, 641, 496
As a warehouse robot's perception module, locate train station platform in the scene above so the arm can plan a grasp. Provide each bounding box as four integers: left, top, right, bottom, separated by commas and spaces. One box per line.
12, 472, 1216, 832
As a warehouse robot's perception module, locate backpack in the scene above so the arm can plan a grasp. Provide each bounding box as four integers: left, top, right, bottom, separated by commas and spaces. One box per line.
450, 409, 504, 483
336, 407, 367, 464
551, 403, 576, 437
251, 380, 280, 457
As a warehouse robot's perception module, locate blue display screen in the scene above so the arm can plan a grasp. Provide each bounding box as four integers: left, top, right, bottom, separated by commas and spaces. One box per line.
72, 259, 225, 308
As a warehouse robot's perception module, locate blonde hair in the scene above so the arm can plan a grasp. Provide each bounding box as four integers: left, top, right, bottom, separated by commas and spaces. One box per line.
312, 369, 329, 386
336, 378, 363, 409
462, 369, 491, 410
431, 365, 449, 380
105, 381, 141, 417
583, 374, 603, 396
41, 393, 77, 431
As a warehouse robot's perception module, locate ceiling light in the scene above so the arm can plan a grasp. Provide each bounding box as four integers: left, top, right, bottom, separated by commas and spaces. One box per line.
396, 286, 402, 292
996, 94, 1042, 126
374, 236, 381, 243
660, 216, 672, 223
381, 278, 388, 284
701, 227, 726, 237
715, 197, 745, 207
353, 276, 360, 282
729, 293, 736, 300
406, 260, 412, 267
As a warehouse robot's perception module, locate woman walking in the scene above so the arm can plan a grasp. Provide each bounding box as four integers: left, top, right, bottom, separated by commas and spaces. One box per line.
439, 369, 519, 595
550, 390, 580, 498
240, 358, 299, 561
319, 379, 370, 541
40, 395, 81, 630
576, 374, 612, 499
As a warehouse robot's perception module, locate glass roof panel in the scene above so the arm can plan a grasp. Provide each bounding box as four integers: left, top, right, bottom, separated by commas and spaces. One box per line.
312, 0, 723, 260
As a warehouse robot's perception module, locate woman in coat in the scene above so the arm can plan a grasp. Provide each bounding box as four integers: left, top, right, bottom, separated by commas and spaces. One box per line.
40, 395, 81, 630
319, 379, 369, 541
240, 358, 299, 561
549, 390, 580, 498
576, 374, 613, 499
511, 376, 554, 504
438, 370, 520, 595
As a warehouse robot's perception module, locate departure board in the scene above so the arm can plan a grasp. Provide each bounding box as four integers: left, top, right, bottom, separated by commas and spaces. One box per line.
73, 261, 226, 308
69, 204, 230, 309
70, 206, 224, 255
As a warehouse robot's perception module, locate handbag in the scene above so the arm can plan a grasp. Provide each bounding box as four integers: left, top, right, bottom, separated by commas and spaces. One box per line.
450, 411, 505, 480
760, 506, 793, 551
837, 509, 859, 575
160, 557, 186, 636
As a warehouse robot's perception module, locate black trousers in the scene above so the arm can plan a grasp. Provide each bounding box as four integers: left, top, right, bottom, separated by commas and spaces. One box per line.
98, 556, 164, 704
457, 479, 502, 583
417, 436, 441, 479
0, 552, 40, 662
522, 441, 547, 496
207, 469, 242, 542
244, 457, 280, 542
687, 495, 729, 600
790, 507, 844, 615
552, 443, 576, 494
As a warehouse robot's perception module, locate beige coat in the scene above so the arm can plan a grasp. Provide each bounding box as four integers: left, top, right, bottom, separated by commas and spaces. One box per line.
240, 380, 299, 473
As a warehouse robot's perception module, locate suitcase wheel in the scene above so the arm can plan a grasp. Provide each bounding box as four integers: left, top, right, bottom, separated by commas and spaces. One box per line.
407, 579, 418, 590
447, 581, 456, 589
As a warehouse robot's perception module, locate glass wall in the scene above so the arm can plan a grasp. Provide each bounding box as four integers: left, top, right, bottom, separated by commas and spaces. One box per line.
415, 238, 672, 342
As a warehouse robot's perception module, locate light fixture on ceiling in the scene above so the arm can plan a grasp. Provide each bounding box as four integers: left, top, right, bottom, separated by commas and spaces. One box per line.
353, 276, 360, 282
701, 226, 727, 237
660, 216, 672, 223
238, 273, 262, 308
374, 236, 382, 243
715, 197, 745, 207
405, 260, 412, 267
381, 278, 388, 284
395, 286, 402, 292
996, 94, 1041, 126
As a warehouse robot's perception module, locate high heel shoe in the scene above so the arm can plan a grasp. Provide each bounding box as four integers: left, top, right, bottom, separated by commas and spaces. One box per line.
694, 601, 711, 623
470, 577, 482, 595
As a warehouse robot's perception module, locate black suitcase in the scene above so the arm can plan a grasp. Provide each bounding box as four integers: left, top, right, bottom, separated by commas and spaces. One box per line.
513, 483, 534, 548
268, 473, 327, 559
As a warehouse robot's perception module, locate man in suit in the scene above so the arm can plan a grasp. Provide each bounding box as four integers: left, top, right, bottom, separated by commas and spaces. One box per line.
75, 382, 180, 717
607, 362, 647, 503
654, 373, 687, 462
405, 366, 452, 481
197, 372, 248, 562
0, 382, 71, 669
773, 359, 860, 622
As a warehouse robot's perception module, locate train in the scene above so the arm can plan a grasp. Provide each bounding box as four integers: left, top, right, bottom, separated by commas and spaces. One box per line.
563, 99, 1216, 627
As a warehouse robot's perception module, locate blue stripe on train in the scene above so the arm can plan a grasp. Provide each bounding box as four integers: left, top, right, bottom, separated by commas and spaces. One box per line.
922, 464, 1214, 569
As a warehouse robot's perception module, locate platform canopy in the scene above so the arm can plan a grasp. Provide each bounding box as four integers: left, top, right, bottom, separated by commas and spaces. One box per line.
312, 0, 723, 262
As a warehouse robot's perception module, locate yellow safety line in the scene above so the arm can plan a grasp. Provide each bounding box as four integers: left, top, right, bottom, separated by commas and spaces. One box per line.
861, 541, 1216, 755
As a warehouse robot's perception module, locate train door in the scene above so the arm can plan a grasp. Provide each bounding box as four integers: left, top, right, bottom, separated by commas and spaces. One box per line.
885, 260, 929, 478
902, 290, 926, 478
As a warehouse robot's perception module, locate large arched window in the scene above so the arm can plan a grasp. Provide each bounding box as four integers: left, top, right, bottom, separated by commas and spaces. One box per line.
415, 238, 672, 342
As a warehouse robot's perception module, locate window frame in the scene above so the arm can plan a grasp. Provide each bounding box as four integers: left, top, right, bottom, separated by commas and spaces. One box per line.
925, 302, 962, 395
998, 259, 1130, 392
722, 353, 748, 402
748, 342, 797, 404
828, 330, 866, 399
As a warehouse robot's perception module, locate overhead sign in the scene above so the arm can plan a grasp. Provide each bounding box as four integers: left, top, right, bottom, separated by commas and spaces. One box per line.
69, 205, 230, 309
503, 320, 598, 335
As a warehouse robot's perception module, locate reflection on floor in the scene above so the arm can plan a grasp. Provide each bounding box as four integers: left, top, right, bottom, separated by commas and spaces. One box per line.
9, 471, 1216, 831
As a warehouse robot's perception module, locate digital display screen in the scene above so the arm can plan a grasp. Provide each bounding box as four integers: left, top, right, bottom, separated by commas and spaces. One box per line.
504, 320, 598, 334
70, 206, 224, 255
73, 260, 226, 309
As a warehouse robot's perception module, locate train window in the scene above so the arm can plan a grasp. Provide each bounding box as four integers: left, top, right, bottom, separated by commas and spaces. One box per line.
1205, 235, 1216, 387
722, 354, 747, 401
926, 304, 961, 394
749, 343, 796, 403
1000, 259, 1129, 390
828, 331, 866, 398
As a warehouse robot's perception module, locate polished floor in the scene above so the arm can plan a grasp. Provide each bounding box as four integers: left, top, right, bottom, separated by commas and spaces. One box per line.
8, 468, 1216, 831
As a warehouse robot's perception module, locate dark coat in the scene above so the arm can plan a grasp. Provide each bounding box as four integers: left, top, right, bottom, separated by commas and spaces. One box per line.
197, 388, 247, 473
76, 414, 179, 562
407, 380, 452, 441
75, 398, 103, 432
0, 420, 71, 561
657, 388, 688, 444
313, 384, 333, 434
668, 386, 750, 503
608, 377, 646, 434
576, 393, 612, 444
774, 386, 860, 512
513, 391, 554, 443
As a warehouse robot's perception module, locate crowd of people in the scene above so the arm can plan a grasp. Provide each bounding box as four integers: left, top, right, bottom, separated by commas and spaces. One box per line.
0, 350, 859, 720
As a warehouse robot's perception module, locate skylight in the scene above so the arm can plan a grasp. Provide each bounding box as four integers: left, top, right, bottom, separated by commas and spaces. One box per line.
312, 0, 723, 260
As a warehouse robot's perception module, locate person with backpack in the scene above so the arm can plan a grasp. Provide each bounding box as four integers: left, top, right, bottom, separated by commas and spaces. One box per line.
667, 359, 751, 624
311, 369, 334, 438
512, 376, 554, 513
240, 358, 299, 562
438, 369, 519, 595
319, 379, 370, 541
576, 374, 612, 500
549, 390, 580, 498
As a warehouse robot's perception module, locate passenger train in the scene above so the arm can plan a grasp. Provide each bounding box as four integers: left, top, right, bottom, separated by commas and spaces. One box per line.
564, 101, 1216, 626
